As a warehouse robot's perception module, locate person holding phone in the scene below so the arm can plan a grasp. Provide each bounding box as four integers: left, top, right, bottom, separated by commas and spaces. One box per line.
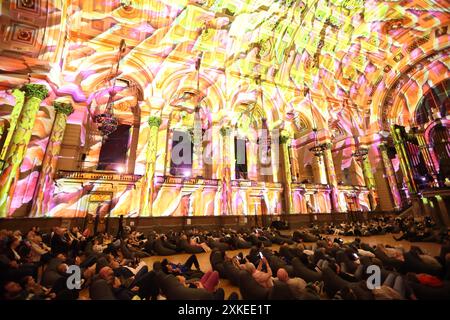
253, 255, 273, 288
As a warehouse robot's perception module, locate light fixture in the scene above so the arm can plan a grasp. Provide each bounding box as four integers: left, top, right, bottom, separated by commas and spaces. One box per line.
309, 128, 326, 157
379, 130, 390, 138
351, 102, 369, 160
307, 89, 325, 157
120, 0, 132, 10
116, 166, 125, 174
93, 40, 126, 136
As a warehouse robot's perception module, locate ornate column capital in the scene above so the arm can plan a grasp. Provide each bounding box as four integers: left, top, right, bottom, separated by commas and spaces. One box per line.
321, 142, 333, 150
279, 130, 291, 144
353, 146, 369, 159
53, 101, 74, 116
378, 141, 388, 151
21, 84, 49, 100
148, 116, 162, 128
219, 126, 231, 137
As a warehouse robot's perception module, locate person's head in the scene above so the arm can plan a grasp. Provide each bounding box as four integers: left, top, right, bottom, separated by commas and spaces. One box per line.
240, 262, 256, 274
110, 259, 120, 269
8, 236, 20, 249
55, 227, 65, 236
99, 266, 115, 284
277, 268, 289, 282
57, 263, 68, 275
20, 275, 36, 289
176, 275, 186, 286
32, 234, 43, 243
71, 226, 79, 234
13, 230, 22, 240
56, 253, 67, 261
3, 281, 22, 299
83, 264, 96, 280
161, 259, 171, 273
26, 230, 35, 240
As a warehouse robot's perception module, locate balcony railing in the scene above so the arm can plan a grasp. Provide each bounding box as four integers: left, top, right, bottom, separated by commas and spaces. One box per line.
231, 180, 282, 189
337, 185, 369, 192
155, 176, 220, 186
291, 183, 330, 191
56, 170, 142, 182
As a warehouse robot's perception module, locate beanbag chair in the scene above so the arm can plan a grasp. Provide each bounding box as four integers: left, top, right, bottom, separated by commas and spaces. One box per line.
291, 257, 322, 283
90, 279, 116, 300
154, 239, 177, 256
238, 270, 270, 300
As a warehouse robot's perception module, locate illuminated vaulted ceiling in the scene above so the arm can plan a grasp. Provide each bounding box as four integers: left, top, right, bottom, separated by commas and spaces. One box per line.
1, 0, 449, 133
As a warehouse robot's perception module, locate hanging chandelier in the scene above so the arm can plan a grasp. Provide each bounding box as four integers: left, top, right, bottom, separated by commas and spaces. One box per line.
307, 88, 325, 157
350, 100, 369, 160
93, 40, 126, 136
93, 92, 119, 136
310, 128, 326, 157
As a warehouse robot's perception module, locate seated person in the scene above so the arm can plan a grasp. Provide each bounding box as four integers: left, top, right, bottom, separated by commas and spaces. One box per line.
253, 256, 273, 288
275, 268, 308, 299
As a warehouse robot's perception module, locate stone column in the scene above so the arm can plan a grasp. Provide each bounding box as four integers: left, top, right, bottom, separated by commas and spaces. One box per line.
435, 195, 450, 227
354, 146, 378, 210
219, 125, 232, 215
0, 84, 48, 217
322, 142, 339, 212
0, 119, 6, 162
391, 125, 417, 194
288, 143, 299, 183
141, 116, 161, 216
414, 128, 438, 185
280, 130, 293, 213
192, 106, 203, 177
378, 142, 402, 209
0, 89, 25, 162
126, 123, 140, 174
30, 101, 74, 217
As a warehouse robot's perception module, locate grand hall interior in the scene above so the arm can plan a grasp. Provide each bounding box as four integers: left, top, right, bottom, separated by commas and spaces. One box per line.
0, 0, 449, 303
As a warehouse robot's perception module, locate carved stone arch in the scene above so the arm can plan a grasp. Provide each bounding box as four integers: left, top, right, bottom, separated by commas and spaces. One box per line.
288, 95, 326, 131
368, 29, 450, 130
157, 69, 225, 114
329, 121, 346, 141
414, 78, 450, 127
383, 50, 450, 130
76, 52, 153, 101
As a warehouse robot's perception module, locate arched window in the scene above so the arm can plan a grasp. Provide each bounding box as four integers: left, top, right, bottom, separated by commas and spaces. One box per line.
415, 78, 449, 126
233, 103, 267, 181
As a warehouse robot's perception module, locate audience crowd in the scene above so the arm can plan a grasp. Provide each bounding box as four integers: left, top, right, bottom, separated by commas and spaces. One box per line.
1, 215, 449, 300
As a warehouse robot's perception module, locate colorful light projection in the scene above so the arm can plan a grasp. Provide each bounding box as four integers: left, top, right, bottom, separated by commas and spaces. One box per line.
0, 0, 448, 217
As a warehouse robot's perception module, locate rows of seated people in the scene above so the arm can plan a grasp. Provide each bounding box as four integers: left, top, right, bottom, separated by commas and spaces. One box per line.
210, 236, 450, 300
315, 215, 447, 243
0, 215, 449, 300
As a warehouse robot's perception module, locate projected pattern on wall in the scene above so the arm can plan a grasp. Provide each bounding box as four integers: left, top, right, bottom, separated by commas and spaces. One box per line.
0, 0, 448, 217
